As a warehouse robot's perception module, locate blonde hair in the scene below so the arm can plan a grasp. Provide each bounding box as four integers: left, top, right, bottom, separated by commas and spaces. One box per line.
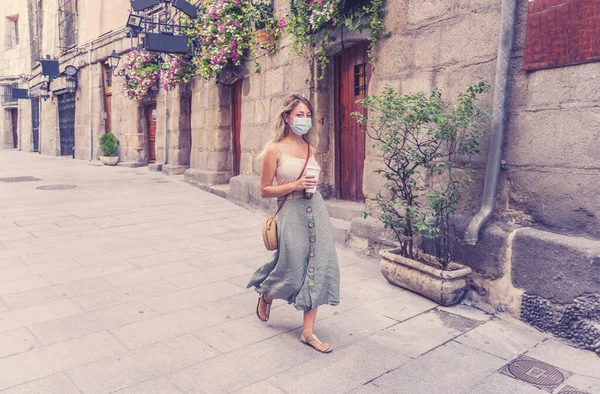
259, 94, 316, 158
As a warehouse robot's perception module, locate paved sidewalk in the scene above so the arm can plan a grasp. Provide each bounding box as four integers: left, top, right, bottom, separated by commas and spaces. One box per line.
0, 150, 598, 394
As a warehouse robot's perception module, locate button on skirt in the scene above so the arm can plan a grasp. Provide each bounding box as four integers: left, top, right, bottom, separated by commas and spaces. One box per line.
247, 192, 340, 311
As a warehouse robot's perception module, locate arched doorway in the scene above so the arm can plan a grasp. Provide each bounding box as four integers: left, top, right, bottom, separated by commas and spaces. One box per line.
335, 42, 371, 202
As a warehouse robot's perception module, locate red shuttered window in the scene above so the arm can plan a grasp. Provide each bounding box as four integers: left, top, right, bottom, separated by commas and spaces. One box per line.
524, 0, 600, 71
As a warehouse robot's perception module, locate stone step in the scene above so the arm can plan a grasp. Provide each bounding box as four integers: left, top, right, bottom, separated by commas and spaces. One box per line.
331, 217, 351, 245
148, 163, 163, 172
209, 184, 230, 199
324, 199, 365, 222
162, 165, 189, 176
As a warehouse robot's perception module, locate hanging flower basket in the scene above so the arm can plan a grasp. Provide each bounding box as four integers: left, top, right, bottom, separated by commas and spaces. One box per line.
121, 50, 161, 101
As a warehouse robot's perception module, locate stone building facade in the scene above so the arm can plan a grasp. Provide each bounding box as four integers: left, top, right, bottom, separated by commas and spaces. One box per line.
1, 0, 599, 349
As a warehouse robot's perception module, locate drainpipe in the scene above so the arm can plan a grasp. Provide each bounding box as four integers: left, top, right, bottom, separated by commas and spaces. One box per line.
164, 90, 169, 165
89, 41, 93, 161
464, 0, 518, 245
38, 96, 42, 155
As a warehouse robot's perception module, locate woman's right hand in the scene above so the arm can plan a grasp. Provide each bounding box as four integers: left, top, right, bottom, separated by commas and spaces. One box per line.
295, 175, 317, 191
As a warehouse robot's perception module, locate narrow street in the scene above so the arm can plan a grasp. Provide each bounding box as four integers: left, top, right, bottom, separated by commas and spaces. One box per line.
0, 150, 598, 394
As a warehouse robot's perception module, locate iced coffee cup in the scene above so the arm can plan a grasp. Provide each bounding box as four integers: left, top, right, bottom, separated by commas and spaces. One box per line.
304, 165, 321, 195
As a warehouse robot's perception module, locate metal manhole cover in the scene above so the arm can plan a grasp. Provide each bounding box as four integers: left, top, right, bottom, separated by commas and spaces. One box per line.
500, 355, 572, 392
558, 386, 590, 394
36, 185, 76, 190
0, 176, 41, 183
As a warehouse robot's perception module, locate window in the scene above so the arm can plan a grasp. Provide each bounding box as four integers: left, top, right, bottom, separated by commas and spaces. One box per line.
58, 0, 78, 51
354, 63, 368, 96
27, 0, 43, 66
1, 84, 19, 106
104, 63, 112, 88
524, 0, 600, 71
5, 16, 19, 48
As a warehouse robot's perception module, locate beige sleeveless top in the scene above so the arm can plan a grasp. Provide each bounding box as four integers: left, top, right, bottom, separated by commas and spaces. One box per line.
274, 145, 320, 186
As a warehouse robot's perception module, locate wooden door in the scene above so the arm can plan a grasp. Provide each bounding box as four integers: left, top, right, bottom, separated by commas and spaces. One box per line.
146, 103, 157, 163
231, 79, 242, 176
11, 108, 18, 148
336, 43, 371, 202
105, 94, 112, 133
180, 88, 192, 166
102, 63, 113, 134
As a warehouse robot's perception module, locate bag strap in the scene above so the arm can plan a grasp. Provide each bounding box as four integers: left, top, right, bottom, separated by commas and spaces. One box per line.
272, 142, 311, 219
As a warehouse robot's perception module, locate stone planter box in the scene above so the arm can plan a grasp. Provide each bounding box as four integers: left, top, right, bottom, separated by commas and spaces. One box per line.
99, 156, 119, 166
379, 248, 472, 306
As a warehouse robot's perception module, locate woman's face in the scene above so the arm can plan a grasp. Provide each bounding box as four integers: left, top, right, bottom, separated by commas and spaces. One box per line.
285, 102, 312, 125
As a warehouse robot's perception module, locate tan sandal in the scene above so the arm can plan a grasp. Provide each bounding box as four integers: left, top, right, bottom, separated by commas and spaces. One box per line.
256, 294, 272, 322
300, 334, 332, 353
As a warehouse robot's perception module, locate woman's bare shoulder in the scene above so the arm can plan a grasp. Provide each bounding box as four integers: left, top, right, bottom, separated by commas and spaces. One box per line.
264, 142, 282, 158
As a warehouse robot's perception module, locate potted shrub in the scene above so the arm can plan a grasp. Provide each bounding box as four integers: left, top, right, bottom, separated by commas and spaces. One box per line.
99, 133, 119, 166
353, 82, 490, 306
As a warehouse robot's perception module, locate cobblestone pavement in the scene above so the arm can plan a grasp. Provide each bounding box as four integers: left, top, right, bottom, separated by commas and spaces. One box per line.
0, 151, 598, 394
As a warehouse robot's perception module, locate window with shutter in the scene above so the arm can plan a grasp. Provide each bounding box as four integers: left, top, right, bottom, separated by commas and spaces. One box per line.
524, 0, 600, 71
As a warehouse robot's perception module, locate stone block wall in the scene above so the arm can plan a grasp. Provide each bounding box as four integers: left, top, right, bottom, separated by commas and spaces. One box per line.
0, 109, 16, 149
18, 102, 33, 153
39, 98, 59, 156
73, 64, 105, 160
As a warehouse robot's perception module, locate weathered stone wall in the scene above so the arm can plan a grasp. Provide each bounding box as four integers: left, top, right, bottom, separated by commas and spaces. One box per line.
39, 98, 60, 156
381, 0, 600, 237
0, 0, 30, 150
71, 63, 105, 160
18, 101, 34, 153
503, 2, 600, 238
363, 1, 501, 214
184, 78, 233, 185
0, 110, 15, 149
165, 82, 193, 168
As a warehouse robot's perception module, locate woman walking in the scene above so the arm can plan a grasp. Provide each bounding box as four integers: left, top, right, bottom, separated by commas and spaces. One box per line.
247, 94, 340, 353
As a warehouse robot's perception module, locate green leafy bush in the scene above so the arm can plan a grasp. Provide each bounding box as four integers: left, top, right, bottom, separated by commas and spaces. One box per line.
353, 81, 490, 269
99, 133, 118, 157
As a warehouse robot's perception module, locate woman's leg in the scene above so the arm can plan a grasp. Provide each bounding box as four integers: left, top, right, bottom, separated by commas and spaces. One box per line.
302, 307, 330, 351
257, 293, 273, 320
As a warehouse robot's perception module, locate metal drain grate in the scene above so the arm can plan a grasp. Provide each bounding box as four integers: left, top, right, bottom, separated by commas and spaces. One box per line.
500, 355, 572, 392
36, 185, 76, 190
558, 386, 590, 394
0, 176, 41, 183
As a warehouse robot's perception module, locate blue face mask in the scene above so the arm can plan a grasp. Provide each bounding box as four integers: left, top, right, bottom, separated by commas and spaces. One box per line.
290, 117, 312, 136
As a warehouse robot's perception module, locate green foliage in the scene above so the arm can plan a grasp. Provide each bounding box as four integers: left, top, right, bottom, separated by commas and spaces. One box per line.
99, 133, 119, 157
252, 1, 277, 30
353, 81, 490, 269
282, 0, 387, 80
